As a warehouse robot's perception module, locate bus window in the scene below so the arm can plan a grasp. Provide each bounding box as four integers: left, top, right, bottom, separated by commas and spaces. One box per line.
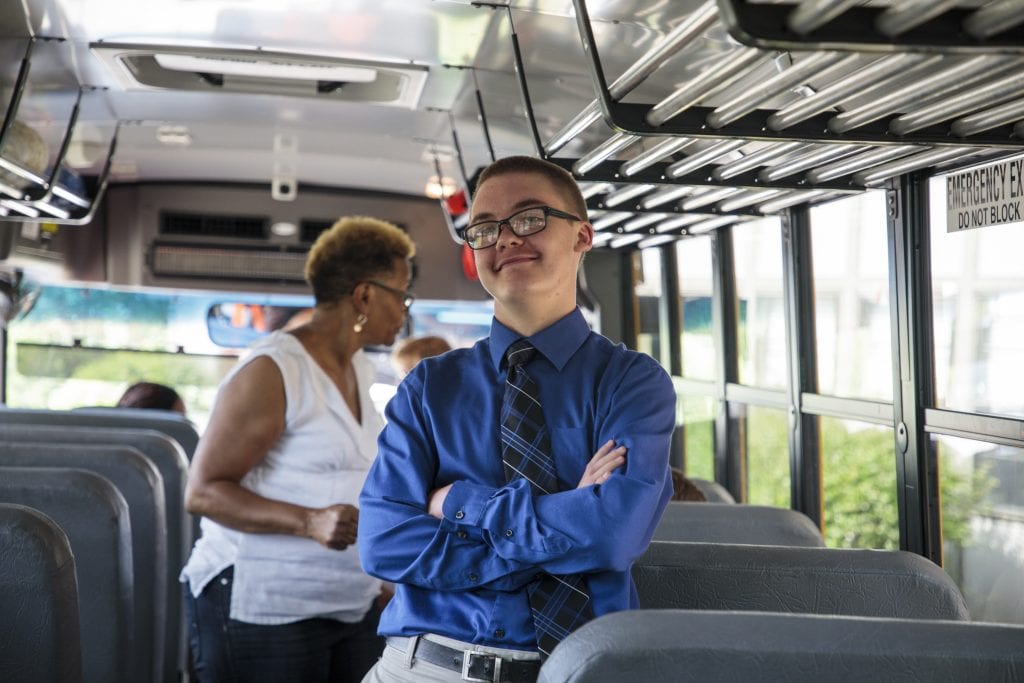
679, 394, 716, 483
810, 192, 893, 401
634, 249, 664, 365
733, 217, 787, 390
820, 416, 898, 550
745, 405, 791, 508
676, 236, 715, 382
935, 435, 1023, 625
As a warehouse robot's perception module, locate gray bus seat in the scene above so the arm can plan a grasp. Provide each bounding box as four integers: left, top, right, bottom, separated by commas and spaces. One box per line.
0, 423, 189, 683
0, 467, 135, 683
633, 541, 969, 620
1, 406, 200, 460
0, 503, 81, 683
653, 502, 823, 546
689, 478, 735, 503
0, 443, 166, 683
539, 610, 1024, 683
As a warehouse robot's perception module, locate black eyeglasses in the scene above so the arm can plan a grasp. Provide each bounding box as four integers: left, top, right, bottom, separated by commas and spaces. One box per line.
367, 280, 415, 310
459, 205, 581, 250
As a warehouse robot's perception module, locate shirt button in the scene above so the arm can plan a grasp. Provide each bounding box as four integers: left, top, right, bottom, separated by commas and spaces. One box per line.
457, 531, 468, 540
505, 529, 514, 537
494, 629, 505, 639
469, 573, 479, 582
455, 510, 465, 520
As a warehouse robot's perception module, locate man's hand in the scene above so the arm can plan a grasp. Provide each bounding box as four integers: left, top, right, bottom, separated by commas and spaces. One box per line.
304, 504, 359, 549
428, 483, 453, 518
577, 440, 627, 488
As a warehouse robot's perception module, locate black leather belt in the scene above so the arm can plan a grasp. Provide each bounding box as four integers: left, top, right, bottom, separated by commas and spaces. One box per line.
388, 636, 542, 683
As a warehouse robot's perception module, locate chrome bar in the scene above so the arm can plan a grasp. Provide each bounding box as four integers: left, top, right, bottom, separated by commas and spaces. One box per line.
805, 146, 918, 184
951, 97, 1024, 137
706, 52, 847, 129
889, 68, 1024, 135
757, 190, 835, 214
608, 233, 645, 249
620, 137, 694, 177
687, 215, 742, 235
51, 184, 91, 209
717, 189, 786, 213
545, 1, 718, 156
30, 200, 71, 220
544, 103, 601, 157
656, 214, 707, 233
610, 0, 719, 100
0, 156, 48, 191
636, 235, 678, 249
0, 198, 39, 217
829, 56, 1005, 134
963, 0, 1024, 39
623, 213, 670, 231
854, 147, 977, 185
641, 186, 696, 209
713, 141, 804, 180
788, 0, 862, 34
757, 144, 859, 182
602, 183, 657, 207
591, 211, 634, 230
592, 231, 615, 246
680, 187, 743, 211
876, 0, 961, 37
573, 133, 639, 175
666, 140, 746, 178
647, 48, 766, 127
580, 182, 615, 199
767, 54, 930, 131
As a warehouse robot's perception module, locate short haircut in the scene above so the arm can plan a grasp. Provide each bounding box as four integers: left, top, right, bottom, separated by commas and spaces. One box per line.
305, 216, 416, 305
117, 382, 182, 411
393, 335, 452, 374
474, 156, 587, 221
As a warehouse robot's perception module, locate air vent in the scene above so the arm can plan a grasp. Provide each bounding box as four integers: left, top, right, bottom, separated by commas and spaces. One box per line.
300, 219, 335, 243
93, 44, 429, 109
160, 211, 268, 239
149, 241, 307, 282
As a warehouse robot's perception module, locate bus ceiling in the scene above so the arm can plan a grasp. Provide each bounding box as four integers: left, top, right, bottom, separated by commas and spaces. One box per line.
0, 0, 1022, 255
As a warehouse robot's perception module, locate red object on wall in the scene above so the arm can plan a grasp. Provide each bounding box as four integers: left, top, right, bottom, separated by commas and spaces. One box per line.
446, 189, 468, 216
461, 243, 478, 281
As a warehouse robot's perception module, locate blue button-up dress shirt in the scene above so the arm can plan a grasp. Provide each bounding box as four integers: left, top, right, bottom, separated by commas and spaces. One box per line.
358, 308, 675, 650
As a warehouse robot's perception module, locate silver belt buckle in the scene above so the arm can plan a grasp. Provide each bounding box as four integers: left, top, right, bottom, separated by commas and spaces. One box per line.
462, 650, 501, 682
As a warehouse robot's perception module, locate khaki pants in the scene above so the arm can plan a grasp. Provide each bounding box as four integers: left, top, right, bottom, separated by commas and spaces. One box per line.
362, 634, 540, 683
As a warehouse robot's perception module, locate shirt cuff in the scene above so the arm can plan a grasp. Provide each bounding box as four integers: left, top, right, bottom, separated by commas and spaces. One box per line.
443, 480, 496, 527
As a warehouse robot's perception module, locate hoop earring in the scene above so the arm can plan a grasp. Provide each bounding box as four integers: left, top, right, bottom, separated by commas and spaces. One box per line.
353, 313, 368, 333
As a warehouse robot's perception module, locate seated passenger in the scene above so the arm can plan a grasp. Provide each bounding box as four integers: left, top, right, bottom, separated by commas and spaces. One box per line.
670, 466, 708, 502
116, 381, 187, 416
390, 334, 452, 377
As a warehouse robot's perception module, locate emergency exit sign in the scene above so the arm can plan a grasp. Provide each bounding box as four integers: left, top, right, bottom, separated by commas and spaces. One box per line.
946, 157, 1024, 233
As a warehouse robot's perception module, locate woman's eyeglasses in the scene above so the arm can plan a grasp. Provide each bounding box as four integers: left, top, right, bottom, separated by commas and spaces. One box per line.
367, 280, 415, 310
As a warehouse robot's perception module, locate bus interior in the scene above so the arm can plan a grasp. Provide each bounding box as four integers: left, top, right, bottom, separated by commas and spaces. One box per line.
1, 0, 1024, 681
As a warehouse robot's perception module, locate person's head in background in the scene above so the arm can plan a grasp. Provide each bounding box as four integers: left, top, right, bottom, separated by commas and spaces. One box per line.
304, 216, 416, 348
117, 381, 187, 416
392, 335, 452, 377
670, 466, 708, 502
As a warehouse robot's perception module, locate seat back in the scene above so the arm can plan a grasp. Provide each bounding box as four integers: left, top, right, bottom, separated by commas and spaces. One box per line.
539, 610, 1024, 683
689, 478, 735, 503
653, 502, 823, 545
1, 406, 199, 460
0, 503, 81, 683
633, 541, 969, 620
0, 443, 166, 683
0, 467, 135, 683
0, 423, 189, 683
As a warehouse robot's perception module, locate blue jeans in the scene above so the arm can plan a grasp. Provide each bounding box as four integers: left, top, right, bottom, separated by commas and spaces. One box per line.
184, 566, 385, 683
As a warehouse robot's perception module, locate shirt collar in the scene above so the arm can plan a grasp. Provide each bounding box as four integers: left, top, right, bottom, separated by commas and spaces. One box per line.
489, 307, 590, 372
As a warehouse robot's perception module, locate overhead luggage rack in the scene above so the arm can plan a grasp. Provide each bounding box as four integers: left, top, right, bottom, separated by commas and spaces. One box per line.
486, 0, 1024, 243
0, 38, 118, 225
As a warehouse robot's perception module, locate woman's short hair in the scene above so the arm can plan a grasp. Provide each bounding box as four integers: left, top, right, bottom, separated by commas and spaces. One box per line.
392, 335, 452, 375
117, 382, 183, 412
305, 216, 416, 305
475, 156, 588, 221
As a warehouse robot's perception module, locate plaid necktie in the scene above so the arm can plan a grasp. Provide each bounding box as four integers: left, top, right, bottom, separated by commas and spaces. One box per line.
501, 339, 593, 658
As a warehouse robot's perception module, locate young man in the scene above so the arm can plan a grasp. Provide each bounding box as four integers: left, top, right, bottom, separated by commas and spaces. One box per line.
359, 156, 675, 682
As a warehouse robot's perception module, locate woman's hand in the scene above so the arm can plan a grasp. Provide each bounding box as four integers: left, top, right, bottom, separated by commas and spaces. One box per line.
577, 440, 627, 488
304, 504, 359, 550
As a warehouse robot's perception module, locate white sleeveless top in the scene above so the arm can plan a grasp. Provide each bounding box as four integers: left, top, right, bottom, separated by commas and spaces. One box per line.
180, 331, 383, 624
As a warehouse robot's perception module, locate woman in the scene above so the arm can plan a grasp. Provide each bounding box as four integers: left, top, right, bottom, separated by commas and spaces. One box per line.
116, 381, 187, 415
181, 216, 416, 683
